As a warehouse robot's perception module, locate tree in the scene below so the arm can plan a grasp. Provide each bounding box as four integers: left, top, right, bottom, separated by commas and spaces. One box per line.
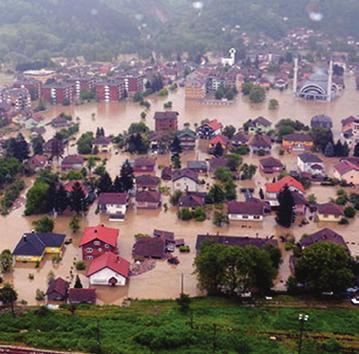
224, 181, 237, 201
213, 210, 229, 227
344, 206, 356, 218
276, 186, 294, 227
127, 133, 149, 154
0, 284, 17, 317
170, 136, 182, 154
33, 216, 54, 233
70, 182, 87, 215
213, 142, 224, 157
128, 121, 149, 135
171, 153, 181, 169
268, 99, 279, 110
240, 163, 257, 180
307, 194, 317, 205
310, 128, 333, 153
54, 184, 69, 214
259, 188, 264, 200
222, 125, 236, 139
176, 293, 191, 313
77, 132, 94, 154
295, 242, 355, 294
74, 275, 83, 289
0, 250, 13, 273
118, 160, 134, 192
4, 134, 30, 162
206, 185, 226, 204
226, 154, 242, 172
86, 156, 97, 175
354, 143, 359, 157
249, 86, 266, 103
334, 140, 343, 157
25, 182, 50, 215
50, 135, 65, 160
324, 142, 335, 157
97, 172, 113, 194
170, 190, 183, 206
31, 135, 45, 155
69, 215, 81, 234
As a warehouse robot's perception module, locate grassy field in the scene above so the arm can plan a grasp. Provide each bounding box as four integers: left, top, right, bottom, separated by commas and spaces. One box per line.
0, 297, 358, 353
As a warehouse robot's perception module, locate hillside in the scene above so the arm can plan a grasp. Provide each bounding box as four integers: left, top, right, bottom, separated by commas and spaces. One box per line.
0, 0, 358, 64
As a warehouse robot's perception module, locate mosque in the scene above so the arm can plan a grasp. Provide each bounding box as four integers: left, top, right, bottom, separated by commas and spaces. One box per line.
293, 59, 338, 102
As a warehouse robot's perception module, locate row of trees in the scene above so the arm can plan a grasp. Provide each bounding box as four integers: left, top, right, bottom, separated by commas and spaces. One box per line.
194, 242, 281, 296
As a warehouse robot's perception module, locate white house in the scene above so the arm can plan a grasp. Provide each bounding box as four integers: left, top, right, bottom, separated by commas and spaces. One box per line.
297, 153, 325, 176
98, 193, 128, 217
227, 200, 265, 222
172, 169, 199, 193
87, 252, 129, 287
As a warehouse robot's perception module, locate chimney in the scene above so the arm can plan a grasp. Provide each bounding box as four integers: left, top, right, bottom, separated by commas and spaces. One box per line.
293, 58, 299, 95
327, 60, 333, 102
23, 234, 27, 242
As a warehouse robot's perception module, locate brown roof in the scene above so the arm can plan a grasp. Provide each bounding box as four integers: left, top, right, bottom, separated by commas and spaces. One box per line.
68, 288, 96, 304
62, 155, 84, 165
300, 228, 348, 252
133, 237, 166, 258
98, 192, 128, 205
154, 111, 179, 120
136, 175, 160, 187
179, 194, 205, 208
196, 235, 278, 250
135, 191, 161, 203
46, 277, 69, 297
259, 157, 283, 169
250, 134, 272, 148
172, 169, 199, 183
283, 133, 313, 142
227, 200, 265, 216
317, 203, 343, 217
133, 157, 156, 168
208, 158, 229, 173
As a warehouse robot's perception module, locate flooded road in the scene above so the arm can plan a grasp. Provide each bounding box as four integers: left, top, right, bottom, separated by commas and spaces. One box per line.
1, 75, 359, 305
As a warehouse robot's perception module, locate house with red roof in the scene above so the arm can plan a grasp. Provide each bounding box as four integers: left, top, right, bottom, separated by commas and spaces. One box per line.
208, 135, 229, 151
63, 180, 89, 199
265, 176, 304, 207
87, 252, 130, 287
79, 225, 119, 261
197, 119, 223, 139
46, 277, 69, 302
28, 154, 49, 171
68, 288, 96, 304
334, 158, 359, 185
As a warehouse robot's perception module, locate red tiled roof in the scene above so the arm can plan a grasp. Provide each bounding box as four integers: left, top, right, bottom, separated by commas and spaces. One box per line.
335, 160, 359, 176
206, 119, 222, 131
87, 252, 129, 278
209, 135, 229, 146
46, 277, 69, 297
68, 288, 96, 303
265, 176, 304, 194
79, 225, 119, 247
63, 181, 89, 195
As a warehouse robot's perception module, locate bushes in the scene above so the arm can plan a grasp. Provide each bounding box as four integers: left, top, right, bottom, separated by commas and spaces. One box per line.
0, 178, 25, 215
179, 245, 190, 253
344, 206, 356, 218
134, 322, 196, 350
178, 207, 206, 222
75, 261, 86, 271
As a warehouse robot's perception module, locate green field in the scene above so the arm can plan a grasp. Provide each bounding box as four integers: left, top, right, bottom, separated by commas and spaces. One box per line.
0, 297, 358, 353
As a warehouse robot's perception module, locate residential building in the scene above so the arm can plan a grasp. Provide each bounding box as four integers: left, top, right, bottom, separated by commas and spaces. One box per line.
135, 191, 161, 209
259, 157, 284, 174
28, 154, 49, 171
247, 116, 272, 134
334, 158, 359, 185
68, 288, 96, 304
186, 160, 208, 173
265, 176, 305, 207
196, 235, 278, 251
87, 252, 129, 287
133, 157, 156, 175
41, 82, 74, 105
230, 132, 248, 147
118, 74, 144, 96
12, 232, 66, 263
46, 278, 69, 302
209, 135, 229, 151
172, 169, 199, 192
13, 77, 42, 100
93, 136, 112, 153
178, 193, 206, 210
208, 157, 229, 174
95, 79, 125, 102
154, 111, 179, 132
68, 76, 96, 100
249, 134, 272, 154
197, 119, 223, 139
300, 228, 349, 253
297, 153, 325, 176
136, 175, 160, 191
98, 193, 128, 217
51, 115, 71, 128
227, 200, 265, 222
282, 133, 313, 152
79, 225, 119, 261
177, 128, 196, 150
133, 237, 166, 259
316, 202, 343, 222
0, 87, 31, 111
185, 73, 206, 99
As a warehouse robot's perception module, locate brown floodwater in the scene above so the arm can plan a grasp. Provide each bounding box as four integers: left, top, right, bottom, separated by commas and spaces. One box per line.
1, 75, 359, 305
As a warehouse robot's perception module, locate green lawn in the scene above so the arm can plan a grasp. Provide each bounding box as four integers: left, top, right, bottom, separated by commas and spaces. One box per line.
0, 297, 358, 353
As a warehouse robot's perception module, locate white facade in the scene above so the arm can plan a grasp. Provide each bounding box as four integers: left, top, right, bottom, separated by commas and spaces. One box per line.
297, 157, 325, 176
173, 177, 198, 192
101, 203, 126, 215
221, 48, 236, 67
228, 214, 263, 222
89, 267, 127, 286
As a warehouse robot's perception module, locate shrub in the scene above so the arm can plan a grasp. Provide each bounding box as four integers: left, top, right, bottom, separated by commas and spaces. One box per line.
344, 206, 356, 218
193, 207, 206, 222
179, 245, 190, 253
176, 293, 191, 312
178, 208, 193, 221
75, 261, 86, 271
339, 217, 349, 225
35, 289, 45, 301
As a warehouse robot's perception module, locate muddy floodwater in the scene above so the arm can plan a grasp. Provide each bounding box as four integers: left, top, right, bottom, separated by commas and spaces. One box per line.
1, 75, 359, 305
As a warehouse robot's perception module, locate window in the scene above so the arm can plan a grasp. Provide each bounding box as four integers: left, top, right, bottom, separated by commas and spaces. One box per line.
86, 247, 93, 253
93, 240, 101, 246
104, 244, 110, 249
98, 248, 103, 253
254, 216, 260, 219
242, 215, 248, 219
87, 255, 93, 261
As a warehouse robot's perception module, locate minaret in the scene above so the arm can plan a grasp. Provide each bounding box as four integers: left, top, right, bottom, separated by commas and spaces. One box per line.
293, 58, 299, 95
327, 60, 333, 102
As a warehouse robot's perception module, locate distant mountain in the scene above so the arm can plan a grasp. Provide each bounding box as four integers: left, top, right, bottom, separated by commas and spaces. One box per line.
0, 0, 358, 65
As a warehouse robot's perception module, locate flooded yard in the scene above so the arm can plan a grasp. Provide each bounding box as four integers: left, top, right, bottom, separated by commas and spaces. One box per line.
1, 75, 359, 305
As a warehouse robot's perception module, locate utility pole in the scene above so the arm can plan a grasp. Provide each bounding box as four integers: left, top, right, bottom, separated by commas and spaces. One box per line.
212, 324, 217, 353
297, 313, 309, 354
180, 272, 184, 295
96, 318, 102, 354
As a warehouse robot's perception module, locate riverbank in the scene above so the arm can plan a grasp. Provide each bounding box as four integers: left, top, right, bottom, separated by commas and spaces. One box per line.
0, 296, 358, 354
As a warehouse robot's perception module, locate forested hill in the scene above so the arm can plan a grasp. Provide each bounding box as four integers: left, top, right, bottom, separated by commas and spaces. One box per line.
0, 0, 358, 65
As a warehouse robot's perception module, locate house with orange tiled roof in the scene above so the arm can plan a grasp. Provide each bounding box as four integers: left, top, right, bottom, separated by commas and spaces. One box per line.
197, 119, 223, 139
265, 176, 305, 207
